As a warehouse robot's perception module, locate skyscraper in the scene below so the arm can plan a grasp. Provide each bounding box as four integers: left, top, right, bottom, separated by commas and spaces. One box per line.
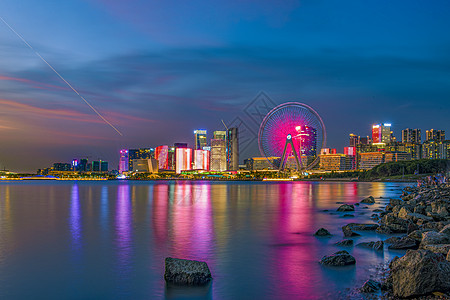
226, 127, 239, 171
193, 149, 210, 170
426, 129, 445, 142
298, 126, 317, 157
372, 123, 391, 144
176, 148, 193, 173
119, 149, 128, 173
128, 148, 151, 171
155, 145, 169, 169
402, 128, 421, 143
213, 130, 226, 141
210, 139, 227, 171
349, 134, 359, 147
194, 129, 207, 150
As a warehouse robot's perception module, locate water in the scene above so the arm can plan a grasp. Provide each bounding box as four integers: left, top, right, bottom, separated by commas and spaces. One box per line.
0, 181, 411, 299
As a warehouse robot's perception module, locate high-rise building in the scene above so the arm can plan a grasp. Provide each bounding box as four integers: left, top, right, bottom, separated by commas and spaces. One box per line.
78, 158, 88, 172
176, 148, 193, 173
210, 139, 227, 171
349, 134, 359, 147
119, 149, 129, 173
53, 163, 71, 171
100, 161, 108, 172
168, 147, 175, 170
132, 159, 158, 173
372, 123, 391, 144
426, 129, 445, 142
194, 129, 207, 150
213, 130, 226, 141
92, 161, 100, 172
402, 128, 421, 143
128, 148, 151, 171
226, 127, 239, 171
297, 126, 317, 157
193, 149, 210, 170
155, 145, 169, 169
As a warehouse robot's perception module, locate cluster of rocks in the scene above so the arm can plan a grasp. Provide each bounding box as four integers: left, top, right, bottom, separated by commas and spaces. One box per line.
373, 184, 450, 298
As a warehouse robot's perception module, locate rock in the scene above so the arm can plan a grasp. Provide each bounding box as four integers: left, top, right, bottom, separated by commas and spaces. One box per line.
447, 250, 450, 262
384, 236, 401, 244
398, 206, 412, 219
360, 279, 381, 293
420, 231, 450, 247
360, 196, 375, 204
340, 214, 354, 218
408, 230, 424, 242
320, 250, 356, 266
389, 199, 403, 207
440, 224, 450, 236
335, 239, 354, 247
337, 204, 355, 212
345, 223, 379, 231
388, 236, 419, 250
422, 221, 449, 232
422, 244, 450, 255
342, 225, 361, 237
388, 249, 450, 298
376, 226, 392, 234
357, 241, 384, 251
354, 203, 360, 206
314, 228, 331, 236
164, 257, 212, 285
373, 209, 384, 212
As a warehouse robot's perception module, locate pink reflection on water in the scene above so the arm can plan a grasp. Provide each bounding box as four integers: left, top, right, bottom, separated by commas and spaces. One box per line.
152, 184, 169, 246
115, 184, 132, 272
70, 185, 81, 252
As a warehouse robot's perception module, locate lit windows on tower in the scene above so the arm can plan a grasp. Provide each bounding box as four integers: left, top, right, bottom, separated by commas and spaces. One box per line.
194, 129, 207, 150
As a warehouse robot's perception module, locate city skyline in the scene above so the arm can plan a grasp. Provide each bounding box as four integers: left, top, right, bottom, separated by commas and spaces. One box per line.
1, 1, 450, 172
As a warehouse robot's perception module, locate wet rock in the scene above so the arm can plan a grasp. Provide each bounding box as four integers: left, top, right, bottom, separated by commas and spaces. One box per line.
373, 209, 384, 213
320, 250, 356, 266
340, 214, 354, 218
388, 249, 450, 298
422, 244, 450, 255
360, 196, 375, 204
345, 223, 379, 231
447, 250, 450, 261
164, 257, 212, 285
360, 279, 381, 293
389, 199, 403, 207
398, 206, 412, 219
420, 231, 450, 247
422, 221, 449, 232
357, 241, 384, 251
440, 224, 450, 236
388, 236, 419, 250
314, 228, 332, 236
408, 230, 425, 242
337, 204, 355, 212
354, 203, 360, 206
384, 236, 401, 244
342, 225, 361, 237
376, 226, 392, 234
335, 239, 354, 247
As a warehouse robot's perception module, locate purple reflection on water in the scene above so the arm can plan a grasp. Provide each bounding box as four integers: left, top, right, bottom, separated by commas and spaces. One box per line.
69, 185, 81, 253
115, 184, 132, 275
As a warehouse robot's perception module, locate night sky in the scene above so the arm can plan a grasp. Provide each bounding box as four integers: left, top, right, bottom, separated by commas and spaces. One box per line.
1, 1, 450, 172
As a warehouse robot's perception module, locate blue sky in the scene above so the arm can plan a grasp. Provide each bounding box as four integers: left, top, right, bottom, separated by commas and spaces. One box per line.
0, 0, 449, 171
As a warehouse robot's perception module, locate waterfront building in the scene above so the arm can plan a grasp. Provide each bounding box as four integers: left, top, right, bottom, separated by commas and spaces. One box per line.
358, 152, 385, 170
210, 139, 227, 171
226, 127, 239, 171
297, 125, 317, 157
119, 149, 129, 173
349, 134, 359, 147
422, 140, 441, 159
101, 161, 108, 172
92, 161, 100, 172
155, 145, 169, 169
78, 158, 88, 172
244, 157, 279, 170
385, 152, 411, 163
319, 154, 355, 171
194, 129, 207, 150
402, 128, 421, 143
176, 148, 193, 173
344, 147, 357, 169
359, 136, 370, 145
168, 147, 175, 170
53, 163, 71, 171
193, 149, 210, 170
132, 159, 158, 173
426, 129, 445, 142
372, 123, 391, 144
128, 148, 151, 171
213, 130, 226, 141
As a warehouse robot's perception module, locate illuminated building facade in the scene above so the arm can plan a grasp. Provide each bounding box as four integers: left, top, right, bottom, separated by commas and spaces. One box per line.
426, 129, 445, 142
210, 139, 227, 171
349, 134, 359, 147
319, 154, 355, 171
385, 152, 411, 163
244, 157, 279, 170
155, 145, 169, 169
128, 148, 151, 171
132, 159, 158, 173
176, 148, 193, 173
213, 130, 226, 141
119, 149, 129, 173
226, 127, 239, 171
297, 125, 317, 157
402, 128, 421, 143
372, 123, 391, 144
193, 149, 210, 170
358, 152, 385, 170
194, 129, 207, 150
168, 147, 175, 170
53, 163, 71, 171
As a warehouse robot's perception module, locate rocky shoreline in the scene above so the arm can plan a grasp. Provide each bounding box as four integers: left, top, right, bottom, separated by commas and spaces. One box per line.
319, 184, 450, 299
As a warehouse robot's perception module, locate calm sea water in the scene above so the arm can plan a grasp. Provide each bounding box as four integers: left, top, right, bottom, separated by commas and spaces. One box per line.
0, 181, 410, 299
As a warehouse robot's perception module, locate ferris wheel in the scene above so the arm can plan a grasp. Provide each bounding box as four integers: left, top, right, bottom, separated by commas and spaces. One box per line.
258, 102, 326, 170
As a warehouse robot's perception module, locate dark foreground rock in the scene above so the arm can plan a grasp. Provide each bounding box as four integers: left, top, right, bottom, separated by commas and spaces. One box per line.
335, 239, 354, 247
345, 223, 379, 231
388, 236, 419, 250
360, 196, 375, 204
320, 250, 356, 266
360, 279, 381, 293
388, 249, 450, 298
342, 225, 361, 237
356, 241, 384, 251
314, 228, 331, 236
164, 257, 212, 285
337, 204, 355, 212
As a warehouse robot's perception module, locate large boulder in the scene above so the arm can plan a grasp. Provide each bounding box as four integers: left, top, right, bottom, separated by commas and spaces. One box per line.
356, 241, 384, 251
314, 228, 332, 236
422, 244, 450, 255
342, 225, 361, 237
320, 250, 356, 266
337, 204, 355, 212
164, 257, 212, 285
360, 196, 375, 204
388, 250, 450, 298
420, 231, 450, 247
388, 236, 419, 250
440, 224, 450, 236
360, 279, 381, 293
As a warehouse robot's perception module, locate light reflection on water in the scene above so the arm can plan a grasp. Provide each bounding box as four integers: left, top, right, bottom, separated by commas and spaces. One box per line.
0, 181, 410, 299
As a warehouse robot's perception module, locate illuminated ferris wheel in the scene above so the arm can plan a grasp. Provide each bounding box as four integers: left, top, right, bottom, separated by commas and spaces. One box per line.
258, 102, 326, 170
